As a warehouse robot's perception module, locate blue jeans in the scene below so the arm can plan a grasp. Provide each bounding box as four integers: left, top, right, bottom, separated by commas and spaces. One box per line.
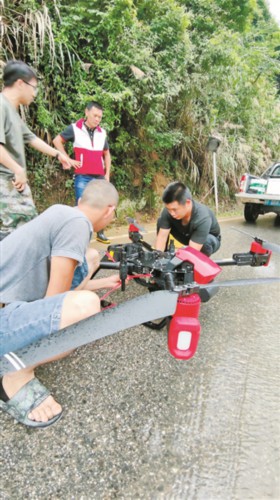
201, 234, 221, 256
0, 261, 89, 357
74, 175, 105, 204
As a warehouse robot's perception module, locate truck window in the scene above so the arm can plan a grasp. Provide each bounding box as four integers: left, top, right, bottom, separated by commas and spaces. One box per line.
272, 166, 280, 177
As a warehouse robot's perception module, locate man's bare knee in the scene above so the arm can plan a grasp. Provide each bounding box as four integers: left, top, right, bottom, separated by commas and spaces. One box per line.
86, 248, 100, 273
60, 291, 100, 329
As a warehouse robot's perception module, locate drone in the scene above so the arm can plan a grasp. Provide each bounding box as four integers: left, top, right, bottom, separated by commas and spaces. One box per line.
1, 219, 279, 375
99, 219, 279, 358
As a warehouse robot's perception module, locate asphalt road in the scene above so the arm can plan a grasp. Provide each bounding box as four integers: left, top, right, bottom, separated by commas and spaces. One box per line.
1, 214, 279, 500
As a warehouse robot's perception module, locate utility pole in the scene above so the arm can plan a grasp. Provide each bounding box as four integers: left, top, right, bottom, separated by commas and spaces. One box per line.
206, 135, 221, 214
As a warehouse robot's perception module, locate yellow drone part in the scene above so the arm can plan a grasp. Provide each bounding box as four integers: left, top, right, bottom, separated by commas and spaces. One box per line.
169, 235, 183, 249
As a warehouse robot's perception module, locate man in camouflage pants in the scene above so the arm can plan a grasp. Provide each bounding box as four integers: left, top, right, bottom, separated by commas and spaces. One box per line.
0, 176, 37, 240
0, 60, 71, 240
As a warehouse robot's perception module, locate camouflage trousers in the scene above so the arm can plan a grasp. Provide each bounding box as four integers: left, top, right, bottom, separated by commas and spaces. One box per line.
0, 176, 38, 240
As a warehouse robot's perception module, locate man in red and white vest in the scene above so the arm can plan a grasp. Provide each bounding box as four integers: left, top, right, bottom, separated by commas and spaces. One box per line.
53, 101, 112, 243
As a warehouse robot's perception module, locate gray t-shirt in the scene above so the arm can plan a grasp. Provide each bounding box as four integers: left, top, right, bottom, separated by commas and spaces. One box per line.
0, 205, 93, 302
0, 93, 36, 177
158, 200, 220, 245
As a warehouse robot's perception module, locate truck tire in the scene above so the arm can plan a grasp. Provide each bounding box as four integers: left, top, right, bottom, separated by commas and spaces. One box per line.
244, 203, 259, 222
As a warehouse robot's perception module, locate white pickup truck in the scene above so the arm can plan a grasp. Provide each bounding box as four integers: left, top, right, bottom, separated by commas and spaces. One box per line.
235, 161, 280, 222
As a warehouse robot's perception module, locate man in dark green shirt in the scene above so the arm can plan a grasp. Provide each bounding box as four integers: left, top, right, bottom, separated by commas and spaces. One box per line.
155, 181, 221, 256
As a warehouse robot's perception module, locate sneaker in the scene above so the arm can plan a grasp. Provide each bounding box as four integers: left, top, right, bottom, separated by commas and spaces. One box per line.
96, 231, 111, 244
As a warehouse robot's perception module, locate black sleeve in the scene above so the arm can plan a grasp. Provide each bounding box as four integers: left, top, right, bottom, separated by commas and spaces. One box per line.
158, 208, 172, 230
60, 124, 75, 143
191, 217, 212, 244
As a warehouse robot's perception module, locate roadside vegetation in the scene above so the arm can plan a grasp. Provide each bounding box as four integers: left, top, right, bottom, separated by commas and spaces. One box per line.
1, 0, 280, 218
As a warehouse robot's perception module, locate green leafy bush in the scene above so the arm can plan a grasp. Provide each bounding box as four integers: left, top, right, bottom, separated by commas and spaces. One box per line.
1, 0, 279, 213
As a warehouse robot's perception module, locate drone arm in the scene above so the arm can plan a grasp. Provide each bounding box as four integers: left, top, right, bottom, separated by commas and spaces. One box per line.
215, 250, 271, 267
141, 240, 154, 251
215, 258, 237, 267
99, 261, 121, 270
215, 255, 254, 266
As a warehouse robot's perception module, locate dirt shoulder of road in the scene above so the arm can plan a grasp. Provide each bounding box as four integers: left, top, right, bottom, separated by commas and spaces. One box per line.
92, 211, 244, 250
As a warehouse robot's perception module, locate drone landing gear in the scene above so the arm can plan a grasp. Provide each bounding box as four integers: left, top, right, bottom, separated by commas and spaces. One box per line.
143, 318, 168, 330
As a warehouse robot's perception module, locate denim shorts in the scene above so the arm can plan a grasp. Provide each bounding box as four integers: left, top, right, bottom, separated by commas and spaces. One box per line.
71, 258, 89, 289
0, 259, 89, 357
0, 293, 67, 357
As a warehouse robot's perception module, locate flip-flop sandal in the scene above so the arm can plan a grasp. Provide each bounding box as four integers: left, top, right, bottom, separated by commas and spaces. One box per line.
0, 378, 62, 428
